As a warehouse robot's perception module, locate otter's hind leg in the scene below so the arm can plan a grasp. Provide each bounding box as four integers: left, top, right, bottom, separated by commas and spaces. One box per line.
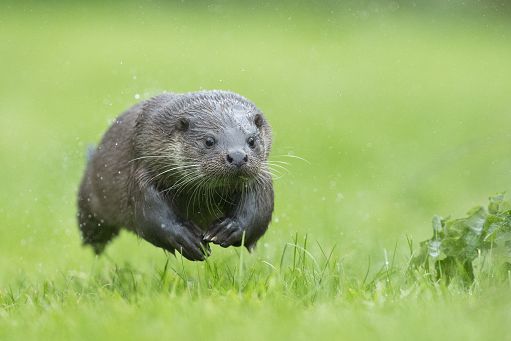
78, 206, 120, 254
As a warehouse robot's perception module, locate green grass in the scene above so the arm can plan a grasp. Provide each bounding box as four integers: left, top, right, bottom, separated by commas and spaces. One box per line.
2, 2, 511, 340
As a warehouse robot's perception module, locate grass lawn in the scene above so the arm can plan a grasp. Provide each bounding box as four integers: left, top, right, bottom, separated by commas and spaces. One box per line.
1, 2, 511, 340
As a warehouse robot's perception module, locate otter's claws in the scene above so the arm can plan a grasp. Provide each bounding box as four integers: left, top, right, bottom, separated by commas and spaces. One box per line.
203, 218, 245, 248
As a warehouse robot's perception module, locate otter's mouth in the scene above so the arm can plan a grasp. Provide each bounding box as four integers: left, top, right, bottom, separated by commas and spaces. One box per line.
237, 174, 252, 181
199, 161, 258, 187
205, 169, 255, 188
226, 166, 256, 180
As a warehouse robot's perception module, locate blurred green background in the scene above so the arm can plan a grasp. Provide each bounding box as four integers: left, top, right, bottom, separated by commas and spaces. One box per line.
1, 1, 511, 339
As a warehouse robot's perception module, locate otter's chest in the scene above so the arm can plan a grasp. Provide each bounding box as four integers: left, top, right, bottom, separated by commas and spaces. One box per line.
170, 190, 238, 230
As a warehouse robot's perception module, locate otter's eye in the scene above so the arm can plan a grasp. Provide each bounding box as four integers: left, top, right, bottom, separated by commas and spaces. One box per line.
247, 136, 256, 149
205, 137, 216, 148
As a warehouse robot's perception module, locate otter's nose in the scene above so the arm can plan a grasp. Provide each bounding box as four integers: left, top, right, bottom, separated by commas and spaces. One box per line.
226, 150, 248, 167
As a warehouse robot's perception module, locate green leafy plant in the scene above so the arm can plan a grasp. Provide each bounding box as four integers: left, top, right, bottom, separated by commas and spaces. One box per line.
412, 194, 511, 284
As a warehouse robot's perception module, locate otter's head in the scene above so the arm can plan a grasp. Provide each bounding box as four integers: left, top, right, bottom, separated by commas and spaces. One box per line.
138, 91, 272, 190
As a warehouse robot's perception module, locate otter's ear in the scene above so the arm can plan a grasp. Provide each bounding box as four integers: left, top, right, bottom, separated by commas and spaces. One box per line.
254, 114, 264, 128
176, 118, 189, 131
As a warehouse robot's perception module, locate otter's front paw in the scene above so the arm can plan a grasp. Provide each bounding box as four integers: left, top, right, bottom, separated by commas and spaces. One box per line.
203, 218, 245, 248
169, 221, 211, 261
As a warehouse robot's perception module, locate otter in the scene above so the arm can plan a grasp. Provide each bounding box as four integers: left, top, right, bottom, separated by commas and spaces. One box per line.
77, 90, 274, 261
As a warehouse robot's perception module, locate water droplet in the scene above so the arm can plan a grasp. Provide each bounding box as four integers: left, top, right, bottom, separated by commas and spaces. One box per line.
336, 193, 344, 202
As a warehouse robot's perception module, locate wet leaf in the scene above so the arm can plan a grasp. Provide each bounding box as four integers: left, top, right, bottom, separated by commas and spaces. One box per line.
413, 193, 511, 284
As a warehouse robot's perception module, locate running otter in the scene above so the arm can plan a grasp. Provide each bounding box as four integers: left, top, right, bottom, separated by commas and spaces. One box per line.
77, 90, 274, 261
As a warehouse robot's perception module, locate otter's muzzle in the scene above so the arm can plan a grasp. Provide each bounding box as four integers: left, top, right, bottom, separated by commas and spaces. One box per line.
226, 150, 248, 168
